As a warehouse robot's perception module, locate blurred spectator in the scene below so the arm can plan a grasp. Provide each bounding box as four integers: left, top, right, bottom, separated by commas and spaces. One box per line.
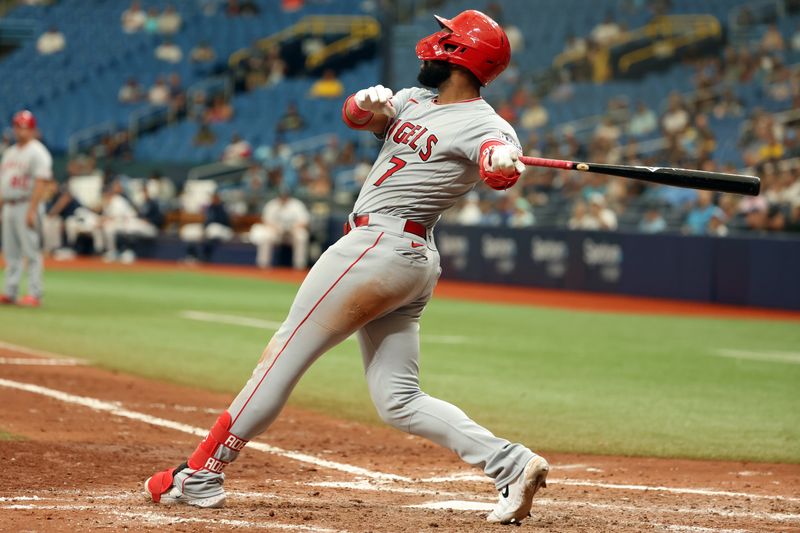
457, 193, 482, 225
508, 196, 534, 228
791, 24, 800, 52
590, 13, 622, 46
712, 89, 744, 119
119, 78, 145, 104
760, 24, 785, 52
627, 102, 658, 136
180, 192, 234, 262
276, 102, 305, 134
520, 97, 548, 131
309, 69, 344, 99
567, 200, 591, 229
684, 190, 721, 235
167, 73, 186, 111
36, 27, 65, 55
594, 117, 622, 143
146, 171, 177, 211
148, 77, 170, 106
222, 133, 252, 164
227, 0, 260, 16
100, 181, 157, 263
190, 41, 216, 63
205, 95, 234, 123
639, 206, 667, 233
249, 188, 310, 269
155, 39, 183, 63
241, 162, 267, 212
588, 194, 618, 230
661, 92, 690, 136
158, 5, 182, 35
122, 1, 146, 33
505, 24, 524, 53
786, 201, 800, 232
193, 119, 216, 146
43, 181, 80, 256
707, 210, 728, 237
144, 7, 160, 34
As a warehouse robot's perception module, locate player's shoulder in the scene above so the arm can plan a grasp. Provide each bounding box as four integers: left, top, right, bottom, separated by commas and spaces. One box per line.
396, 86, 435, 103
29, 139, 52, 156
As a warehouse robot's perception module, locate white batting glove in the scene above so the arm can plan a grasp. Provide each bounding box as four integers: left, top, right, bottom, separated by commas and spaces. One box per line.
488, 144, 526, 176
354, 85, 397, 118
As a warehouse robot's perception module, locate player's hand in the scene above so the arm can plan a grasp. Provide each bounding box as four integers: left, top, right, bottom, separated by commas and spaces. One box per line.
354, 85, 397, 118
487, 144, 525, 176
25, 209, 36, 228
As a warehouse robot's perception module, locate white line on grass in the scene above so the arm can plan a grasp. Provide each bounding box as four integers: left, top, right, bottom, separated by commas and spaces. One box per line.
0, 340, 83, 362
0, 357, 84, 366
714, 349, 800, 365
180, 310, 468, 344
0, 377, 408, 482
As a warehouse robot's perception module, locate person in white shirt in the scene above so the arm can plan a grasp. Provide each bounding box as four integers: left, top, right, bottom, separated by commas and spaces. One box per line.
100, 181, 158, 262
155, 40, 183, 63
222, 134, 252, 164
158, 4, 182, 35
249, 188, 310, 269
122, 1, 146, 33
36, 27, 65, 55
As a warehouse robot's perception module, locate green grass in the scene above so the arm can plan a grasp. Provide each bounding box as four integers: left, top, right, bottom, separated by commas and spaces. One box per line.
0, 430, 23, 441
2, 269, 799, 462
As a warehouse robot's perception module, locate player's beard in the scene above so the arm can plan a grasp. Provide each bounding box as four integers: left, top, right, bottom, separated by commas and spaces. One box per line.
417, 61, 452, 88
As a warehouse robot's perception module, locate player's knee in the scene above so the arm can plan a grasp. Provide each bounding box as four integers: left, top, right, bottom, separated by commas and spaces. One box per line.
368, 379, 421, 430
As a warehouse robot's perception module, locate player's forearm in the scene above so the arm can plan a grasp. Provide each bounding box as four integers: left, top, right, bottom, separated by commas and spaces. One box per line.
342, 95, 389, 134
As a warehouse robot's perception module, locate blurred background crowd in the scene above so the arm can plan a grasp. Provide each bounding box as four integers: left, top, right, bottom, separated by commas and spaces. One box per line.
2, 0, 800, 267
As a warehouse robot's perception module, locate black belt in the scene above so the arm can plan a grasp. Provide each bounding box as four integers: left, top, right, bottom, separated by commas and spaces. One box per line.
3, 198, 30, 205
343, 214, 427, 240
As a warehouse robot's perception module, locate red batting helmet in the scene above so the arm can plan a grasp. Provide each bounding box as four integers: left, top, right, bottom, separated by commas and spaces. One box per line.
12, 110, 36, 129
415, 10, 511, 86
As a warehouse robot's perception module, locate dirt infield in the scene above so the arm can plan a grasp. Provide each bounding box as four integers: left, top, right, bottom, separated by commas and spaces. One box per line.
1, 345, 799, 533
2, 259, 799, 531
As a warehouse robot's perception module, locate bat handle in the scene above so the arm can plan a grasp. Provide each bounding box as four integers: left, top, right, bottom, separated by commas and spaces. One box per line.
519, 156, 575, 170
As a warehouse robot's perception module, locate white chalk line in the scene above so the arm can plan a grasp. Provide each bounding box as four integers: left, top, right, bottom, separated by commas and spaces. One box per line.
180, 310, 468, 344
714, 348, 800, 365
0, 377, 407, 482
0, 340, 85, 362
408, 498, 799, 524
0, 503, 346, 532
0, 357, 84, 366
2, 376, 797, 507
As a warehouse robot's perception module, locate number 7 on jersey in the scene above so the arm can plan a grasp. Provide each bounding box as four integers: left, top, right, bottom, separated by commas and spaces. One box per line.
374, 156, 406, 186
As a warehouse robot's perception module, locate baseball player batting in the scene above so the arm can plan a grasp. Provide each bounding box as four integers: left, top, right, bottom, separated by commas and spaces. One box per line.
0, 110, 53, 307
145, 10, 548, 525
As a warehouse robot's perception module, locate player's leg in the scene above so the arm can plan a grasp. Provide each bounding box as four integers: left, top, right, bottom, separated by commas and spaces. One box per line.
18, 207, 45, 301
358, 289, 547, 523
290, 227, 309, 270
145, 228, 430, 506
2, 205, 24, 301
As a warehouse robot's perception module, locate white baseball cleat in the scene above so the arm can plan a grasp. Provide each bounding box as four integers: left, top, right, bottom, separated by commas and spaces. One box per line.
486, 455, 549, 524
144, 463, 226, 508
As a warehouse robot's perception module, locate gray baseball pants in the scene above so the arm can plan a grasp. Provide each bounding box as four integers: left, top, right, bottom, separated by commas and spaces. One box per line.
2, 202, 44, 299
180, 214, 534, 495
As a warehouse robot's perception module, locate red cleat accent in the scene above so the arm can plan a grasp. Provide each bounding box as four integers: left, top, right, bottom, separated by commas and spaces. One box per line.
145, 468, 176, 503
17, 295, 40, 307
0, 295, 15, 305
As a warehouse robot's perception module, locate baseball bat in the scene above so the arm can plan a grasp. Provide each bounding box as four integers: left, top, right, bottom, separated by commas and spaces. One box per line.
519, 156, 761, 196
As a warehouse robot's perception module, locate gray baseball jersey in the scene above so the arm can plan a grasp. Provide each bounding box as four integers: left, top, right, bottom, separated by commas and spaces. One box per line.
353, 87, 522, 227
152, 88, 538, 505
1, 138, 53, 200
1, 138, 53, 300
